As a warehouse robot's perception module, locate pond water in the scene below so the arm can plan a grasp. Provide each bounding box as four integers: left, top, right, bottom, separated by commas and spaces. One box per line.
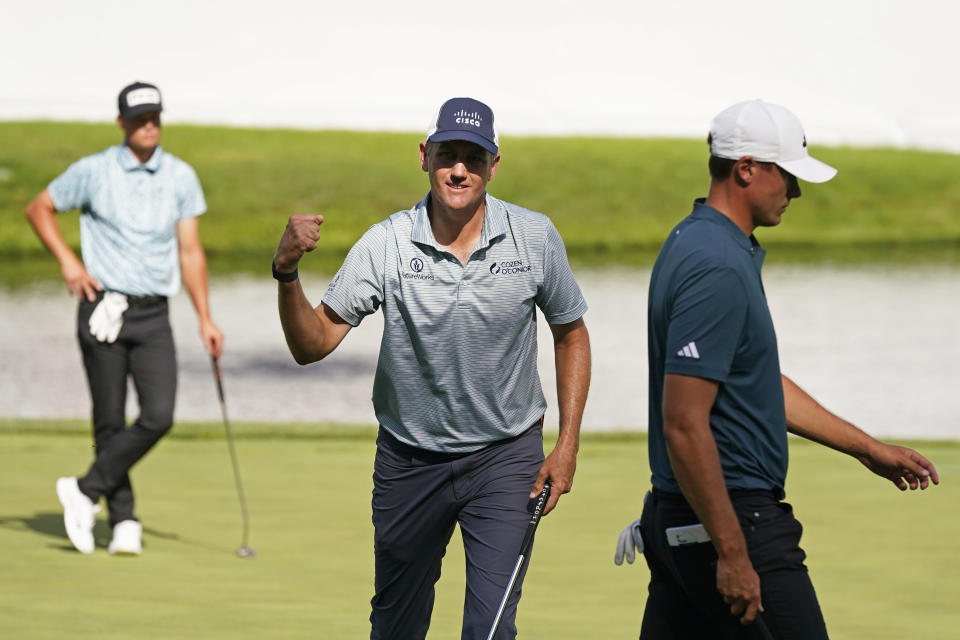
1, 265, 957, 440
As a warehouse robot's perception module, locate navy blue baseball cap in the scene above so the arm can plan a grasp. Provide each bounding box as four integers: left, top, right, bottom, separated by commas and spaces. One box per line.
118, 82, 163, 118
426, 97, 499, 154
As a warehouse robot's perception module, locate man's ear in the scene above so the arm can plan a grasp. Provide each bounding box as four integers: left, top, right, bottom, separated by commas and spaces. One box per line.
418, 141, 429, 173
487, 154, 501, 182
734, 156, 756, 186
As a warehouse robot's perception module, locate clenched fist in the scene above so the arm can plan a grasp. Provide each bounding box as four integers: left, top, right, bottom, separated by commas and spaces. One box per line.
274, 214, 325, 272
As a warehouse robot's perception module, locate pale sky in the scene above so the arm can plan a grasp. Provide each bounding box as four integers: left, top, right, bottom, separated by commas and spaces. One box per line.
3, 0, 959, 152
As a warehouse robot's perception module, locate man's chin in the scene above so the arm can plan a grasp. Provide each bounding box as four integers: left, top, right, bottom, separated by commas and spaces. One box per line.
129, 137, 160, 152
760, 211, 785, 227
436, 191, 484, 214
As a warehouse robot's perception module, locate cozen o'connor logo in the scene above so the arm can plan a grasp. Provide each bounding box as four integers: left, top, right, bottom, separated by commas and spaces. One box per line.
410, 257, 424, 273
490, 259, 532, 276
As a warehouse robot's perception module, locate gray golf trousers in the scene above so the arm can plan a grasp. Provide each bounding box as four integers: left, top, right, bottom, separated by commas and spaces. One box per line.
75, 293, 177, 526
370, 422, 545, 640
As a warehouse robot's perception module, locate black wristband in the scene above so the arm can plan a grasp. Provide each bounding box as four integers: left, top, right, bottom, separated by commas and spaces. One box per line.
272, 260, 299, 283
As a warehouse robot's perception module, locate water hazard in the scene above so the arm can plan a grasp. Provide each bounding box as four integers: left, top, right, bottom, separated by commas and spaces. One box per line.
2, 266, 957, 440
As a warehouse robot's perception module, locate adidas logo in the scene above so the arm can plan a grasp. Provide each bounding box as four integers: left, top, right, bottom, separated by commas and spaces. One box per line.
677, 341, 700, 359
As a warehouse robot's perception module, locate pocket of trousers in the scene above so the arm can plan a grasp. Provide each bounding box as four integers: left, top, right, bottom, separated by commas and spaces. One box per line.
735, 499, 808, 572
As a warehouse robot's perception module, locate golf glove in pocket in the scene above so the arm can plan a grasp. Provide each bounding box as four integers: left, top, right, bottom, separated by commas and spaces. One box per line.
88, 292, 128, 343
614, 517, 644, 565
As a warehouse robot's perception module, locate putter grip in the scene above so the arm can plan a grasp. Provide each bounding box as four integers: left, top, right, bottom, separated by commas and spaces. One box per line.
519, 483, 550, 554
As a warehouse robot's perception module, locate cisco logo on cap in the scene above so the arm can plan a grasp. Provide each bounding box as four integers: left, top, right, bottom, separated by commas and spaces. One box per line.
454, 109, 483, 128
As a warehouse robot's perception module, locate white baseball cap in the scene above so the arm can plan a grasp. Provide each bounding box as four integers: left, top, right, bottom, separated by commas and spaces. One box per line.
709, 99, 837, 183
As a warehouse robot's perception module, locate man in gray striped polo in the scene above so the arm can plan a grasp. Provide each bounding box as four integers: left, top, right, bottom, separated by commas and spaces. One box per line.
273, 97, 591, 639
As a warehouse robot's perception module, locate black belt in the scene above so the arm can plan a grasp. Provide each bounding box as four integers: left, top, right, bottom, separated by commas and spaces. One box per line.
651, 487, 779, 502
124, 293, 167, 309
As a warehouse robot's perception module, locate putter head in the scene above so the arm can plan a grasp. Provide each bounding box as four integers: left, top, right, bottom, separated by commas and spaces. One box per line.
236, 545, 257, 559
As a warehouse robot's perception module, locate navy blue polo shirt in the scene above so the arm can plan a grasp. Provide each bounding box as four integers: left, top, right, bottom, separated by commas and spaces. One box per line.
647, 199, 787, 497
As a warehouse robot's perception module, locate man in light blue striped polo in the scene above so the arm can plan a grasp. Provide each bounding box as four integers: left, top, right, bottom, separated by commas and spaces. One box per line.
273, 97, 591, 639
26, 81, 223, 557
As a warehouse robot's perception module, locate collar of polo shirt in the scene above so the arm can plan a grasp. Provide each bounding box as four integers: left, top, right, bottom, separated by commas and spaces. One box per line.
411, 193, 509, 252
118, 144, 163, 173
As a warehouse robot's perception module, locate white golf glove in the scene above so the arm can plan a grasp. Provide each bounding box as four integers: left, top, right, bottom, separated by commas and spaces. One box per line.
88, 292, 128, 343
614, 517, 644, 565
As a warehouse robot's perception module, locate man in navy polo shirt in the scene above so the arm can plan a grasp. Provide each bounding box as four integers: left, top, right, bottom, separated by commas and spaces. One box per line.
26, 81, 223, 557
620, 100, 938, 638
273, 97, 591, 639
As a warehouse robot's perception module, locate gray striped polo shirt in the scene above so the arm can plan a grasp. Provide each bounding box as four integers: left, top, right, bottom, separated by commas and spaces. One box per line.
322, 193, 588, 453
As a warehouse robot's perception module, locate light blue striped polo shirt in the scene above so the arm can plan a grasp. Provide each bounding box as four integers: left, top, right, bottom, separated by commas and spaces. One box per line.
323, 193, 588, 453
47, 144, 206, 297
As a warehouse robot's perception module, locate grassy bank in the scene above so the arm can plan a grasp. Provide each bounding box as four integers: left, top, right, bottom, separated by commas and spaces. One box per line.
1, 121, 958, 286
0, 426, 956, 639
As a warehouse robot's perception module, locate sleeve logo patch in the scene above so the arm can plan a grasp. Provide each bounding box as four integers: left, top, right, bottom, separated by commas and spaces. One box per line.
676, 341, 700, 359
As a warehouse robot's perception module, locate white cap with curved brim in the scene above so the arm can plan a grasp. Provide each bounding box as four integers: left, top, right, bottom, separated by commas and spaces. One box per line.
709, 99, 837, 183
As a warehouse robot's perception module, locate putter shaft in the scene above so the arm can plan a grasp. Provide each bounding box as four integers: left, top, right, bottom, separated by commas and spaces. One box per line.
487, 554, 525, 640
486, 482, 551, 640
212, 356, 254, 554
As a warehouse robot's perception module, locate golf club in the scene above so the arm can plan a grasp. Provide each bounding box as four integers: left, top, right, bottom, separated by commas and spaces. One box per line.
485, 481, 551, 640
211, 355, 256, 559
754, 614, 776, 640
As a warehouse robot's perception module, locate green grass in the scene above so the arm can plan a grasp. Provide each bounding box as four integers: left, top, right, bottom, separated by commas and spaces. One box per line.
1, 121, 958, 288
1, 423, 956, 639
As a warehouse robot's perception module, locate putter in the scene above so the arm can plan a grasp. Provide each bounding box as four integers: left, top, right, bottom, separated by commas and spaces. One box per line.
754, 614, 776, 640
485, 482, 551, 640
211, 355, 256, 558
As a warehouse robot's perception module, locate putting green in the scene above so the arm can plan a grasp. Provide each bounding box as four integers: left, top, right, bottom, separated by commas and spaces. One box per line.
0, 429, 956, 638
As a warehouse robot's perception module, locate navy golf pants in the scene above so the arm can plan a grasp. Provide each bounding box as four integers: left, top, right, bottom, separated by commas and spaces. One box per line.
370, 423, 545, 640
75, 294, 177, 526
639, 489, 829, 640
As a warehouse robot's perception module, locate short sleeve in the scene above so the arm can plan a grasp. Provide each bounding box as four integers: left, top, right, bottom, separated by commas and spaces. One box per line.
321, 224, 387, 326
176, 163, 207, 218
664, 264, 748, 382
47, 158, 93, 212
536, 220, 588, 324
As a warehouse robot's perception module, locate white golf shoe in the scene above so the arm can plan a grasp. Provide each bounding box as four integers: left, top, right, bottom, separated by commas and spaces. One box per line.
56, 477, 99, 554
109, 520, 143, 556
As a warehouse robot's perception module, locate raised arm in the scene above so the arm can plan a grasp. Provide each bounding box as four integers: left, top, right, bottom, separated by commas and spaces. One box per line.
177, 217, 223, 358
782, 374, 938, 490
663, 373, 762, 625
530, 317, 590, 515
274, 214, 352, 364
25, 189, 101, 301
